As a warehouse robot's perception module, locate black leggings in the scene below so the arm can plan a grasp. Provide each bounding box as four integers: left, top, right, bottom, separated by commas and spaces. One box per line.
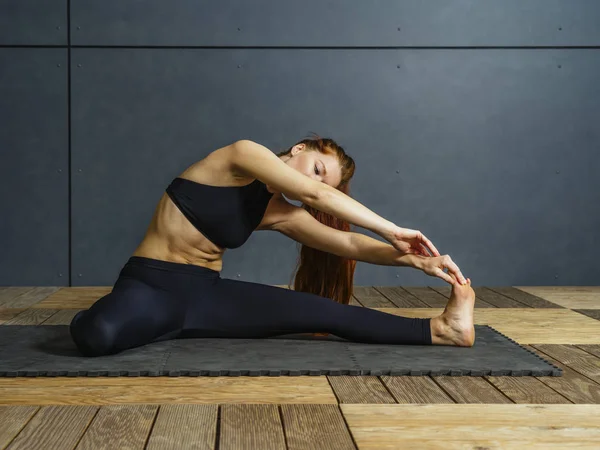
69, 256, 432, 356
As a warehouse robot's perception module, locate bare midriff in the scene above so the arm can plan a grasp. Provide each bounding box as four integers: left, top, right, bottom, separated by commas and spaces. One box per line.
131, 149, 252, 272
131, 190, 227, 272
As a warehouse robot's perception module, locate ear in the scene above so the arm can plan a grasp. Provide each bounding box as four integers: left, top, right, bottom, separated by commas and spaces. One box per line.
291, 144, 305, 156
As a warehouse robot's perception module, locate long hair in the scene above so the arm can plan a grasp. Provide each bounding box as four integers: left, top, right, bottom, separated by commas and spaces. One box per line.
276, 133, 357, 312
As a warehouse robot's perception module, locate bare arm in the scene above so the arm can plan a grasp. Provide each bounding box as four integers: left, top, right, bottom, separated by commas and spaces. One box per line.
274, 202, 419, 267
310, 178, 397, 240
349, 232, 420, 267
230, 139, 397, 240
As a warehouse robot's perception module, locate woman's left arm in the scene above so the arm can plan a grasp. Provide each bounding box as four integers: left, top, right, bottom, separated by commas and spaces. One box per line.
349, 232, 420, 268
273, 202, 419, 268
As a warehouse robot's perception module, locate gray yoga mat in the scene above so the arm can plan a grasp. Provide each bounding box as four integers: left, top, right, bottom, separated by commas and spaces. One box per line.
0, 324, 561, 377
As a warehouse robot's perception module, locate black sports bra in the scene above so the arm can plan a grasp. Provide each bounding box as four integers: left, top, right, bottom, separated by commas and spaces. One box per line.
165, 177, 274, 249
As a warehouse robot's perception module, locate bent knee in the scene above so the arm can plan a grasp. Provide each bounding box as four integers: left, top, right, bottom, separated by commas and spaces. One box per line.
70, 311, 118, 357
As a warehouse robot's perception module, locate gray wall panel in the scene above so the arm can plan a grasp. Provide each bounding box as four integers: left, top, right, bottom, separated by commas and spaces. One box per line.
0, 49, 69, 286
0, 0, 67, 45
71, 48, 599, 287
70, 0, 600, 47
2, 1, 598, 287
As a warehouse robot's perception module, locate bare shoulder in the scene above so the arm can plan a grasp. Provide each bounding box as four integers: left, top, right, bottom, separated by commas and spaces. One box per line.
198, 140, 269, 180
210, 141, 247, 178
224, 139, 319, 203
218, 139, 266, 177
180, 141, 252, 185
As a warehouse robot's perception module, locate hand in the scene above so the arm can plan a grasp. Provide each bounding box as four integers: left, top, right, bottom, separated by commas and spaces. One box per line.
414, 254, 467, 285
386, 226, 440, 257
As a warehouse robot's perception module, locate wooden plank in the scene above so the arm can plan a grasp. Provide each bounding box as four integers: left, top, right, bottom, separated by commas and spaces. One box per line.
348, 295, 362, 307
0, 288, 35, 307
473, 308, 600, 345
0, 406, 39, 449
431, 376, 513, 403
146, 404, 217, 450
327, 376, 396, 404
488, 287, 566, 308
474, 287, 531, 308
532, 344, 600, 385
341, 404, 600, 449
574, 309, 600, 320
220, 404, 285, 450
372, 308, 600, 344
484, 376, 572, 404
5, 405, 97, 450
576, 344, 600, 359
341, 438, 600, 449
401, 287, 448, 308
380, 376, 454, 403
430, 285, 496, 308
280, 404, 355, 450
40, 309, 81, 325
524, 345, 600, 404
0, 287, 60, 309
0, 309, 26, 324
33, 287, 111, 309
513, 286, 599, 309
77, 404, 157, 450
0, 377, 337, 406
430, 286, 452, 297
2, 309, 59, 325
374, 287, 429, 307
352, 287, 395, 308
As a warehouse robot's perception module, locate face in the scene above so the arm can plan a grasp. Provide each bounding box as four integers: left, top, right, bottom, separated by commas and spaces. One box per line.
284, 144, 343, 188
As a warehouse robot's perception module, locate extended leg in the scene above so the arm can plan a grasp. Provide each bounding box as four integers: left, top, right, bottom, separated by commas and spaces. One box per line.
183, 278, 432, 345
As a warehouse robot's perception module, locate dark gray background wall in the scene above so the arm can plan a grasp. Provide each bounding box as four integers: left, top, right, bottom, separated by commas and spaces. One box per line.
1, 0, 599, 287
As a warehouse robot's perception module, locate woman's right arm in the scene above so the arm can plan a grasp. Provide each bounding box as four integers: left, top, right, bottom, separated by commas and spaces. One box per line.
229, 139, 398, 240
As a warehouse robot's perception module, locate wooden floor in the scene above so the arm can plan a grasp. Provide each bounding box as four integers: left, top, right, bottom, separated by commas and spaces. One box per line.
1, 285, 599, 449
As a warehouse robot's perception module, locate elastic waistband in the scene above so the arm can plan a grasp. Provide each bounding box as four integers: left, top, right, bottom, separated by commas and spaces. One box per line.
125, 256, 221, 277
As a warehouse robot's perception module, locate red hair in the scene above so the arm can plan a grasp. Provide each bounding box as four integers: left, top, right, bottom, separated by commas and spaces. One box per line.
276, 133, 357, 336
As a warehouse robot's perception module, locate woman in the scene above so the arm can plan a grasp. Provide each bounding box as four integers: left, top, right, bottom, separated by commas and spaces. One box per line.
70, 136, 475, 357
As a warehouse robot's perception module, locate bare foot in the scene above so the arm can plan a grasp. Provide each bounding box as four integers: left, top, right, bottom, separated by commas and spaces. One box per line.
430, 278, 476, 346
